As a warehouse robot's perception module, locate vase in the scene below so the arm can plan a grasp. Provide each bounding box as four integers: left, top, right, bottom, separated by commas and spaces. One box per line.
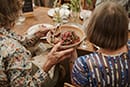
71, 11, 80, 23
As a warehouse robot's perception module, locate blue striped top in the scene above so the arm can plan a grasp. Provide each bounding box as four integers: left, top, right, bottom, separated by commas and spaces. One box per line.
72, 43, 130, 87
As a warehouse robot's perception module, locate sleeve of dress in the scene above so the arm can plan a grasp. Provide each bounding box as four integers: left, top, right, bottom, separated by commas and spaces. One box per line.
71, 56, 90, 87
6, 30, 40, 48
20, 34, 40, 48
0, 37, 49, 87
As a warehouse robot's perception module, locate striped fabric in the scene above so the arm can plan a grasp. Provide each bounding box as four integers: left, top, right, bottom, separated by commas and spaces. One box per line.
72, 43, 130, 87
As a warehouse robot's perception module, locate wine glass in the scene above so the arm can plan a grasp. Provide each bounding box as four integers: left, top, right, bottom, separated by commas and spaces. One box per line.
81, 40, 87, 49
16, 0, 26, 25
32, 0, 41, 8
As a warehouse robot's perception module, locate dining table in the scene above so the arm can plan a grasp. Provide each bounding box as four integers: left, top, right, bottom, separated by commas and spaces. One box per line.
12, 7, 130, 86
13, 6, 130, 61
13, 7, 92, 86
13, 7, 130, 52
13, 7, 96, 52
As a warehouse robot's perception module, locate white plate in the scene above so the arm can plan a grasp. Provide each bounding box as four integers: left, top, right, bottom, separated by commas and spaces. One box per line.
27, 24, 53, 36
48, 7, 70, 17
80, 10, 92, 19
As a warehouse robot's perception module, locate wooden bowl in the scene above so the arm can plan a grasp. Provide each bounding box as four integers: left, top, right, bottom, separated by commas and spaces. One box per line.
46, 24, 86, 48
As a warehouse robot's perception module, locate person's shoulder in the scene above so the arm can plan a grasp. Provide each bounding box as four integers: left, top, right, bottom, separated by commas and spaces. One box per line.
76, 52, 98, 63
0, 36, 8, 42
74, 52, 98, 72
0, 36, 19, 47
0, 36, 13, 41
127, 39, 130, 49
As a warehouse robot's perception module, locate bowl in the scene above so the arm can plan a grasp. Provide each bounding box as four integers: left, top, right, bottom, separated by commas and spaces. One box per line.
46, 24, 86, 48
80, 10, 92, 19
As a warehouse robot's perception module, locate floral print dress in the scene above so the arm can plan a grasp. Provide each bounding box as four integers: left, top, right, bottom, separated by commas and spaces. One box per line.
0, 28, 48, 87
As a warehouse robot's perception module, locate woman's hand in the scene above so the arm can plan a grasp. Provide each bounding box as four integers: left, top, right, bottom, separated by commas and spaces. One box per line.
34, 25, 50, 38
43, 42, 74, 72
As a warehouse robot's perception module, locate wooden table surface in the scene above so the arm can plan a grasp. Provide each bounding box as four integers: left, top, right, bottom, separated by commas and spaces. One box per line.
13, 7, 130, 53
13, 7, 53, 35
13, 7, 95, 52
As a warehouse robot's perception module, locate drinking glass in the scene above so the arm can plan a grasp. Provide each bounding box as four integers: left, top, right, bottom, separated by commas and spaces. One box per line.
32, 0, 41, 8
16, 0, 26, 25
81, 40, 87, 49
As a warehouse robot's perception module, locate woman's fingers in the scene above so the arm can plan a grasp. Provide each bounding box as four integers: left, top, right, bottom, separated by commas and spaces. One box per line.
45, 45, 75, 72
34, 25, 50, 37
36, 29, 49, 35
59, 48, 74, 56
50, 42, 62, 52
47, 42, 75, 66
55, 48, 74, 62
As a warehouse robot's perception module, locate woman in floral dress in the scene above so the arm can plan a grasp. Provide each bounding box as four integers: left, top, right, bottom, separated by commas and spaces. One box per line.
0, 0, 74, 86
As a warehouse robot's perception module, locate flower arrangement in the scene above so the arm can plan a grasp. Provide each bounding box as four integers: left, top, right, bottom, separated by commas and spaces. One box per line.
83, 0, 93, 10
69, 0, 81, 12
53, 0, 61, 8
86, 0, 92, 6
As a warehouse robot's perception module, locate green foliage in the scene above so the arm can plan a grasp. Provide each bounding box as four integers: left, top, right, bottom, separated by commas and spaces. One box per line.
53, 10, 62, 23
86, 0, 92, 5
53, 0, 60, 8
69, 0, 80, 12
